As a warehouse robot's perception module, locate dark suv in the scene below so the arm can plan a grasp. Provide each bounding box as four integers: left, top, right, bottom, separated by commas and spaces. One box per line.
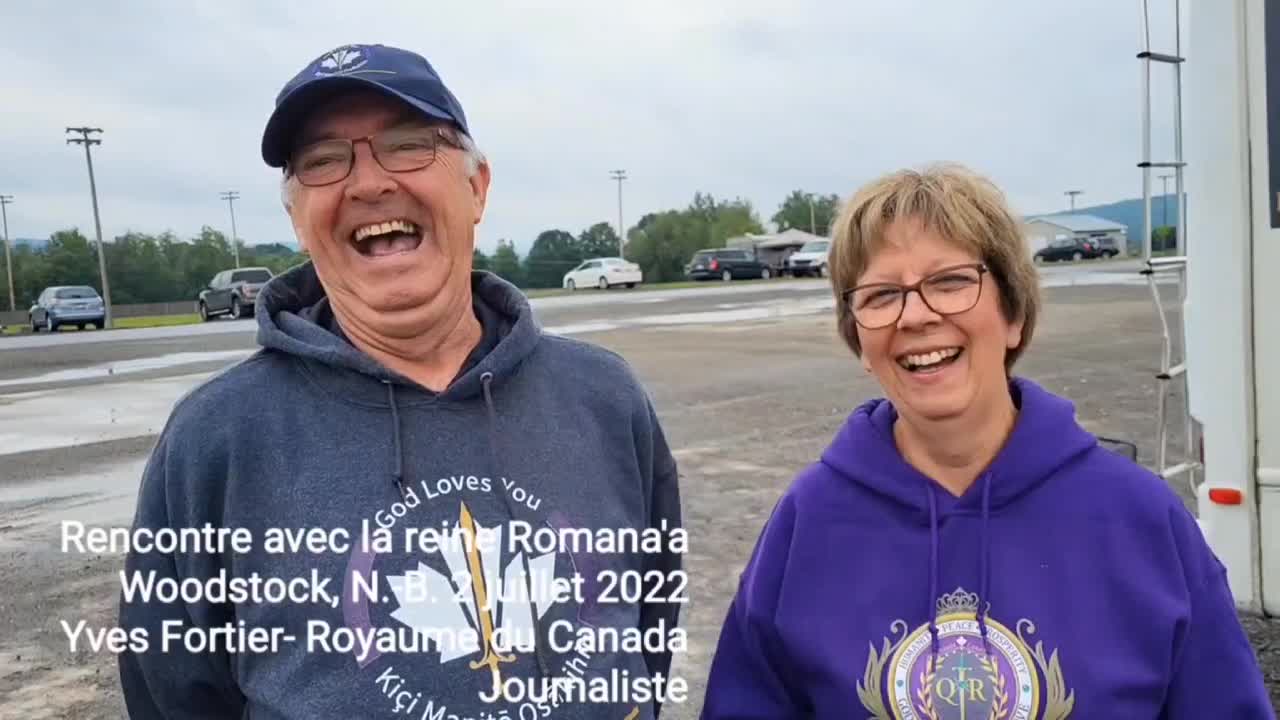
198, 267, 273, 321
1033, 238, 1105, 263
685, 249, 772, 281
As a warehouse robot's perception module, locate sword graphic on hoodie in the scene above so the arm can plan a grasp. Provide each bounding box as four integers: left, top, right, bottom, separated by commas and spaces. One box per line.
458, 501, 515, 699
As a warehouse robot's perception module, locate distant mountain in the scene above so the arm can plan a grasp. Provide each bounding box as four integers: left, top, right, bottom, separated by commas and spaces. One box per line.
1031, 194, 1184, 254
11, 237, 46, 249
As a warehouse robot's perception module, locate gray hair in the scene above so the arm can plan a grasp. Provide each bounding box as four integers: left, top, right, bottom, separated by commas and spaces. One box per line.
280, 129, 487, 211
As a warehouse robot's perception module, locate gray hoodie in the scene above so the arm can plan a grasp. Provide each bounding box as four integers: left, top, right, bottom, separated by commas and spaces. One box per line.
117, 262, 683, 720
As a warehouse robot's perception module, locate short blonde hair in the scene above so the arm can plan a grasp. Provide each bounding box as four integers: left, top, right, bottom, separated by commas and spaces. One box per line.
828, 163, 1040, 371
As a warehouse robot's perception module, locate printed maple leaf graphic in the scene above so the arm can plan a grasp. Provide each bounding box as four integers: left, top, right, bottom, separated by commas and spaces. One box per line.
321, 48, 362, 70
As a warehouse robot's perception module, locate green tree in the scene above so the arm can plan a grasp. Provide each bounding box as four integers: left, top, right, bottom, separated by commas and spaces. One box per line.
43, 229, 101, 293
11, 244, 51, 309
627, 211, 696, 283
490, 239, 523, 287
106, 232, 181, 304
623, 195, 765, 283
522, 229, 579, 288
473, 248, 491, 272
772, 190, 840, 236
182, 227, 236, 297
709, 199, 765, 247
577, 222, 621, 259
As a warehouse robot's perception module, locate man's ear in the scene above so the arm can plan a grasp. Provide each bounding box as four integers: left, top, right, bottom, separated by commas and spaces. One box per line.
470, 160, 491, 225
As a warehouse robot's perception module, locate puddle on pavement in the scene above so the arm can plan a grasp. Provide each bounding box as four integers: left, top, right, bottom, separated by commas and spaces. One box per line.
0, 458, 145, 550
0, 372, 214, 455
543, 321, 622, 335
0, 350, 250, 387
631, 298, 834, 326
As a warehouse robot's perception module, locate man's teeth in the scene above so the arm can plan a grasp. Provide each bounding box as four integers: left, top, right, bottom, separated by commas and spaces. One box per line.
900, 347, 961, 369
353, 220, 419, 243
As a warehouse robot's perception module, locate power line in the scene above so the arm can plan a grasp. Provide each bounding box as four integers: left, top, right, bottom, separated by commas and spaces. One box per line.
220, 191, 241, 268
66, 127, 112, 329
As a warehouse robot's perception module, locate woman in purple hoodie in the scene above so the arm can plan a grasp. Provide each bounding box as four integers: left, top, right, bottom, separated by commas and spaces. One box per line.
700, 164, 1272, 718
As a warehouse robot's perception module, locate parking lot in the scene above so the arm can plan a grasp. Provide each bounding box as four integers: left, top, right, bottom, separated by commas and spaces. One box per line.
1, 267, 1277, 717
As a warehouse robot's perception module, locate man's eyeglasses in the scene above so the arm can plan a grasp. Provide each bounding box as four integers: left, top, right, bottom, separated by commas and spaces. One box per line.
286, 127, 460, 187
842, 263, 988, 329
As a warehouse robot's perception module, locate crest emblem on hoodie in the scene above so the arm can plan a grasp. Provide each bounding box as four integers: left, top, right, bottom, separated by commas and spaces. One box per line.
385, 501, 559, 691
857, 588, 1075, 720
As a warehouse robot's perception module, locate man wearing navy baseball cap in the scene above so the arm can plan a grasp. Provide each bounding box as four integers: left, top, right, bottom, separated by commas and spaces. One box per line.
118, 43, 684, 719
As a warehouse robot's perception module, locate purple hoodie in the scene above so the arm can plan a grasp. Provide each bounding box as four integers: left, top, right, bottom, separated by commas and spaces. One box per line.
702, 377, 1272, 719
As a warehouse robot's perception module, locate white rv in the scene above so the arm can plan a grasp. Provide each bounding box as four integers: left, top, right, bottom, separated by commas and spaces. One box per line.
1179, 0, 1280, 617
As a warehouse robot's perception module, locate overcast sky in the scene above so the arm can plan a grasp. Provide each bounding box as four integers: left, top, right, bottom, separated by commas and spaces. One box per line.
1, 1, 1181, 254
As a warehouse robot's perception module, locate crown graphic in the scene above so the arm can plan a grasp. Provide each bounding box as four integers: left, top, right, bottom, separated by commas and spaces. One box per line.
935, 587, 984, 617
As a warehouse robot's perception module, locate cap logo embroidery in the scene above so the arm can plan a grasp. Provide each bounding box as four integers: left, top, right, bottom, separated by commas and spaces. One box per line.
315, 45, 369, 76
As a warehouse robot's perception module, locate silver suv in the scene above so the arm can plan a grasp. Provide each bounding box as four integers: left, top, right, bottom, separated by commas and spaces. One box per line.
29, 285, 105, 332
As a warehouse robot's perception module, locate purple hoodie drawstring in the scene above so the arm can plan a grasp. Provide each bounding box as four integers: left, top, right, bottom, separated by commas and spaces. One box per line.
978, 471, 993, 658
927, 484, 940, 672
927, 471, 995, 672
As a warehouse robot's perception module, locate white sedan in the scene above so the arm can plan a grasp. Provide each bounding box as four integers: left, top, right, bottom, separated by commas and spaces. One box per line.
562, 258, 643, 290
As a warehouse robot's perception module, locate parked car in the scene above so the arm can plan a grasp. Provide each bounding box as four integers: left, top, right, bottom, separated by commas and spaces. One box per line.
685, 248, 772, 281
1033, 237, 1105, 263
198, 266, 274, 321
786, 239, 831, 277
1093, 236, 1122, 258
29, 285, 106, 332
562, 257, 642, 290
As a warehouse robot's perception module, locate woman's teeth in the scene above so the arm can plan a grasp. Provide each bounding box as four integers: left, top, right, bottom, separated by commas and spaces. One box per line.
899, 347, 962, 370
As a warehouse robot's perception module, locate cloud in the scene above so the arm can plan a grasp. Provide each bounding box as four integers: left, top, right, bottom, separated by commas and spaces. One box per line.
1, 0, 1170, 255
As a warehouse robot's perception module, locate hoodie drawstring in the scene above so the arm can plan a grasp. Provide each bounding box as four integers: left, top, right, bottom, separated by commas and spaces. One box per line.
927, 484, 940, 672
978, 471, 993, 658
480, 372, 554, 686
926, 471, 995, 673
385, 381, 408, 501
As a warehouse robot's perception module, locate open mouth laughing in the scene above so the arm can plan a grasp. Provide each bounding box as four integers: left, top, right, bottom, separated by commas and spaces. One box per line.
350, 218, 423, 257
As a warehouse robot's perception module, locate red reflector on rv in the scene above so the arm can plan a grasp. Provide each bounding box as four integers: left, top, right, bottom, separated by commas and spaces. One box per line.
1208, 488, 1243, 505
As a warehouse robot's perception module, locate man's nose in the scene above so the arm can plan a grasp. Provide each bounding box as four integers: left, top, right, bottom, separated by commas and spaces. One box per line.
897, 288, 941, 329
344, 142, 396, 203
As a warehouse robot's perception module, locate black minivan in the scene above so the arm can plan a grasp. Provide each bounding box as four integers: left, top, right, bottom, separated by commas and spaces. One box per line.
686, 249, 772, 281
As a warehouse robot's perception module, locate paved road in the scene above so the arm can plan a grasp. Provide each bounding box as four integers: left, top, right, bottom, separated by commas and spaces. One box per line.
0, 259, 1150, 382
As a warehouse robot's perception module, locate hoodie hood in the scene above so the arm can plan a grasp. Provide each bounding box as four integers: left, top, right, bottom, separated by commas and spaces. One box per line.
821, 377, 1097, 519
820, 377, 1096, 669
254, 260, 541, 404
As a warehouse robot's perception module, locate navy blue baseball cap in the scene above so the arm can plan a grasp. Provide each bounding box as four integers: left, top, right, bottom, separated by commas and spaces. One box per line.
261, 43, 470, 168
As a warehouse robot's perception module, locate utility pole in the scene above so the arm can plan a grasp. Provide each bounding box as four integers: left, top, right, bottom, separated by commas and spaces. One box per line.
0, 195, 14, 312
66, 127, 112, 329
609, 169, 627, 259
1158, 173, 1173, 227
1065, 190, 1083, 212
220, 190, 241, 268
